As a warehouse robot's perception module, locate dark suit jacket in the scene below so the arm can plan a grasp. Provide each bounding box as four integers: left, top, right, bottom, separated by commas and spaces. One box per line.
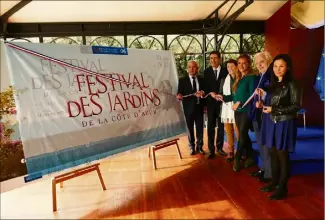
177, 75, 205, 116
247, 69, 271, 122
203, 66, 228, 108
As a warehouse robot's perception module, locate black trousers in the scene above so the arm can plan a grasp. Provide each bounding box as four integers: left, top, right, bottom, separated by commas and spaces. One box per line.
207, 104, 224, 154
185, 104, 204, 150
234, 111, 253, 159
269, 146, 290, 190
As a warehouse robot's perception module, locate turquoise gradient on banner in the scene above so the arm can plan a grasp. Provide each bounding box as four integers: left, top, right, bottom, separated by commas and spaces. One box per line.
24, 121, 186, 182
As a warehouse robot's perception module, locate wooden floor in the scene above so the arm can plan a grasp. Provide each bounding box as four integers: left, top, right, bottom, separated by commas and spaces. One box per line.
1, 131, 324, 219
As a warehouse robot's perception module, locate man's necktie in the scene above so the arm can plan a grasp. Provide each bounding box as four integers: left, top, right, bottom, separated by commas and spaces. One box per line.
192, 76, 199, 104
214, 70, 218, 80
192, 76, 197, 92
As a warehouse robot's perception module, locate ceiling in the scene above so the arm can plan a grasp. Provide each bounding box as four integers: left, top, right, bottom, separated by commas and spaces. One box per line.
291, 1, 324, 29
1, 1, 323, 30
0, 1, 20, 16
1, 1, 287, 23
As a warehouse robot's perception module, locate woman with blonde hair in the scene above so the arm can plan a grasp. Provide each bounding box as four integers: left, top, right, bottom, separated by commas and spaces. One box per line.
248, 51, 273, 182
216, 54, 255, 172
218, 59, 240, 162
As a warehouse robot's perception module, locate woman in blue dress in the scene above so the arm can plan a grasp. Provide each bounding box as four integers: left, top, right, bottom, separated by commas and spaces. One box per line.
255, 54, 301, 200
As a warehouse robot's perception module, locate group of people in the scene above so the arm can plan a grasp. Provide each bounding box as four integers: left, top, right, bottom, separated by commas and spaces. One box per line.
177, 51, 301, 200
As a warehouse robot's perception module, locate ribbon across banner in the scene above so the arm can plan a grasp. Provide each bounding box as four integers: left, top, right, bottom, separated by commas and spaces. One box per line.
4, 42, 187, 181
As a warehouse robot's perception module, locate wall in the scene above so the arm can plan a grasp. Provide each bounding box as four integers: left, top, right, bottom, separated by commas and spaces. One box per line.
289, 27, 324, 126
264, 0, 291, 56
265, 1, 324, 126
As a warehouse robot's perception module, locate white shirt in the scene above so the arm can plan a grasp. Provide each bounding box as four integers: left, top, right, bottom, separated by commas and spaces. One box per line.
189, 75, 199, 92
189, 74, 200, 104
212, 65, 221, 80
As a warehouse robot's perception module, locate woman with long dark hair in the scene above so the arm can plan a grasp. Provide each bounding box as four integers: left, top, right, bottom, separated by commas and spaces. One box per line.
256, 54, 301, 200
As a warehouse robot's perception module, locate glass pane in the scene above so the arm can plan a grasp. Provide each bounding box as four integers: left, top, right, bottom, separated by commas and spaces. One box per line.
5, 37, 39, 43
167, 34, 178, 47
205, 55, 210, 69
168, 35, 202, 54
168, 36, 185, 54
128, 35, 163, 50
218, 34, 240, 53
187, 35, 203, 53
175, 54, 204, 78
222, 53, 240, 64
43, 37, 82, 45
206, 34, 215, 52
242, 34, 265, 53
86, 36, 123, 47
251, 35, 265, 51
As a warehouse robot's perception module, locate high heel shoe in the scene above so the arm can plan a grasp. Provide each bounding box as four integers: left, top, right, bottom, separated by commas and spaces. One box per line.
259, 184, 276, 192
269, 188, 288, 200
244, 157, 255, 168
226, 152, 234, 162
233, 159, 240, 172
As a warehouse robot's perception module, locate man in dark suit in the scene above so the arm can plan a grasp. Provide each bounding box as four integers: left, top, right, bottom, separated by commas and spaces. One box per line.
203, 51, 228, 159
177, 60, 205, 155
248, 52, 272, 182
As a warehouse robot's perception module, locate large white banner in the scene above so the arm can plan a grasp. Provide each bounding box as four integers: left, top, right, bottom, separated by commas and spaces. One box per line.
4, 42, 186, 176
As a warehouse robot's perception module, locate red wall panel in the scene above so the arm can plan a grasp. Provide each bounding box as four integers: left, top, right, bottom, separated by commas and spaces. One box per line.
265, 1, 291, 56
289, 27, 324, 126
265, 0, 324, 126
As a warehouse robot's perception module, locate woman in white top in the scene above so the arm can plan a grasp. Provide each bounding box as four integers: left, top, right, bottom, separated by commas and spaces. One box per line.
219, 59, 240, 162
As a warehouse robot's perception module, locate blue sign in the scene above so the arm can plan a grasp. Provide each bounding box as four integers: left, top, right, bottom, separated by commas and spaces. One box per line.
315, 48, 324, 101
92, 46, 128, 55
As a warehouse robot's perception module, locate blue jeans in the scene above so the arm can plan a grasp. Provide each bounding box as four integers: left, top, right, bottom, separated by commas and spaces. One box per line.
253, 121, 272, 179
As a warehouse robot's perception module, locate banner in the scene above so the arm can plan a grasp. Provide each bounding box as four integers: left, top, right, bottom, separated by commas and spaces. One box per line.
4, 42, 187, 181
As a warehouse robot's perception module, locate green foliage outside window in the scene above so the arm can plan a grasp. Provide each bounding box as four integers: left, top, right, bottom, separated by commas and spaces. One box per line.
20, 34, 264, 77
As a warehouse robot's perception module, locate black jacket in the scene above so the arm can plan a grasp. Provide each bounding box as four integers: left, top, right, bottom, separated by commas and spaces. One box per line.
177, 75, 205, 116
203, 66, 228, 107
270, 80, 301, 123
218, 74, 235, 95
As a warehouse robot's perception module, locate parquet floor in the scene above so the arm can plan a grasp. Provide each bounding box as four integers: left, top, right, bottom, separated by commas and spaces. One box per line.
1, 131, 324, 219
